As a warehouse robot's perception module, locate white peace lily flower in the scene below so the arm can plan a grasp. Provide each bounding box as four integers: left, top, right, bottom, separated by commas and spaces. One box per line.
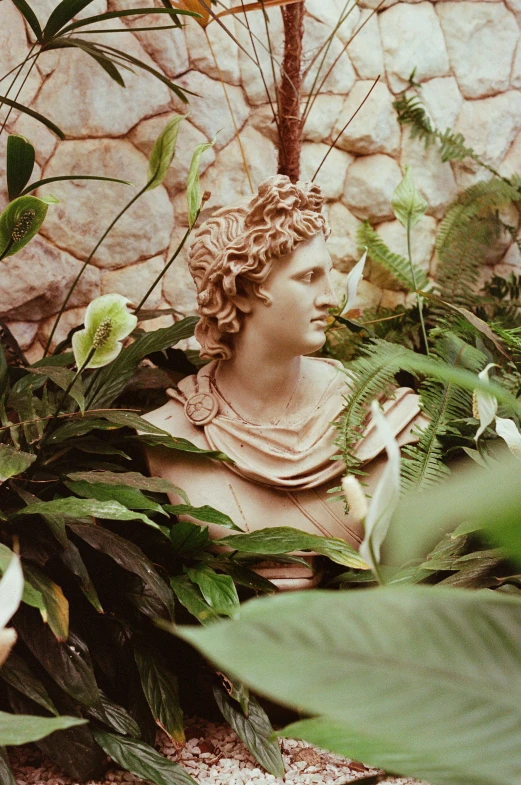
0, 554, 24, 667
358, 400, 401, 576
473, 363, 499, 442
495, 417, 521, 459
72, 294, 138, 370
340, 249, 367, 317
341, 474, 369, 523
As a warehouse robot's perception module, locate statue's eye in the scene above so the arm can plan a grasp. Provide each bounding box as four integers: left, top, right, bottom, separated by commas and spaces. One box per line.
301, 271, 315, 283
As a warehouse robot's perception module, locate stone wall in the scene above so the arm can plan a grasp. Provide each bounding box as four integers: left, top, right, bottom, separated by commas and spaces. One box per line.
1, 0, 521, 361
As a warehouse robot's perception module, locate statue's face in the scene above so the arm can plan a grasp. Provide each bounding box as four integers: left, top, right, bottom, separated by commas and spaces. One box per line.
242, 232, 338, 357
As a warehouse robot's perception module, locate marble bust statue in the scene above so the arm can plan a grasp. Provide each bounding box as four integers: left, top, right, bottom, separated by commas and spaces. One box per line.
144, 175, 423, 587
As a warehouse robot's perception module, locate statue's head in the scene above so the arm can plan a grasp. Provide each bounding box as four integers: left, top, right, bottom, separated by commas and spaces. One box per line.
187, 174, 328, 359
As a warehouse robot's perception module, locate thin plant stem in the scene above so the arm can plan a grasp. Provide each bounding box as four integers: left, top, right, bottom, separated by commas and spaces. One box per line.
0, 43, 36, 129
0, 407, 140, 434
43, 181, 148, 357
406, 221, 429, 357
312, 76, 379, 182
0, 51, 39, 136
205, 28, 254, 193
0, 55, 40, 85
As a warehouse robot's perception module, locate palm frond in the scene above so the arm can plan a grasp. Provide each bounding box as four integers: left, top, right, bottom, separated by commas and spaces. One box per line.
358, 221, 428, 293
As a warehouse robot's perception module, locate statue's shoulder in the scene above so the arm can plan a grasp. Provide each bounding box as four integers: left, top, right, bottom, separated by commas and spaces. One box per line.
141, 372, 209, 446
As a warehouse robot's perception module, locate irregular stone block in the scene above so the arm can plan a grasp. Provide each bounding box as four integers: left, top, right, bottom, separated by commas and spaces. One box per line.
421, 77, 463, 133
324, 202, 362, 272
455, 91, 521, 169
302, 95, 344, 143
100, 254, 165, 309
0, 236, 100, 321
380, 289, 406, 309
342, 154, 402, 221
334, 81, 401, 156
302, 17, 356, 95
39, 139, 173, 268
356, 279, 382, 311
236, 5, 283, 105
401, 130, 458, 219
380, 2, 449, 93
12, 114, 58, 168
162, 227, 198, 315
347, 8, 384, 80
300, 143, 353, 200
184, 14, 240, 85
306, 0, 360, 38
437, 2, 519, 98
4, 321, 38, 352
39, 306, 88, 353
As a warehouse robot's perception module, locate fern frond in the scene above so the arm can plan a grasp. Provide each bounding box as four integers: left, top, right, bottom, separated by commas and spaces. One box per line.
357, 222, 429, 293
401, 333, 486, 494
393, 93, 434, 145
435, 179, 521, 306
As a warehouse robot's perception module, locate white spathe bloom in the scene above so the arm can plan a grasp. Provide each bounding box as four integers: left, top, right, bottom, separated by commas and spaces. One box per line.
0, 554, 24, 667
340, 249, 367, 317
474, 363, 499, 442
495, 416, 521, 459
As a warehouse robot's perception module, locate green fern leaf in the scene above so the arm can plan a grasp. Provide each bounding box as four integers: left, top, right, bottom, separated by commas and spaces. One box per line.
357, 222, 429, 293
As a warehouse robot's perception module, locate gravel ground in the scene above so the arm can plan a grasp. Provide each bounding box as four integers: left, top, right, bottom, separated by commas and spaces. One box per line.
8, 717, 423, 785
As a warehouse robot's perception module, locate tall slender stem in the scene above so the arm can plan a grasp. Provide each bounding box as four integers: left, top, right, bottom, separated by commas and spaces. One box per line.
406, 221, 429, 357
278, 2, 304, 182
43, 181, 149, 357
0, 44, 37, 134
0, 50, 38, 136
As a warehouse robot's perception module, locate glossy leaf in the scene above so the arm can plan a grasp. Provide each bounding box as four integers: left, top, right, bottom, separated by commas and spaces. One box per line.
11, 0, 42, 40
67, 470, 177, 494
170, 574, 220, 624
185, 565, 239, 617
392, 165, 428, 230
42, 0, 99, 42
93, 730, 198, 785
135, 433, 230, 460
7, 135, 35, 200
87, 691, 141, 737
147, 115, 185, 190
68, 522, 174, 616
169, 520, 210, 555
134, 643, 184, 743
31, 365, 85, 411
59, 540, 103, 613
0, 96, 64, 139
166, 504, 242, 531
0, 746, 16, 785
218, 527, 368, 569
213, 685, 284, 778
23, 565, 69, 642
20, 174, 133, 196
65, 480, 166, 517
187, 140, 214, 227
0, 711, 86, 746
17, 497, 158, 528
0, 196, 51, 260
0, 651, 59, 716
0, 444, 35, 482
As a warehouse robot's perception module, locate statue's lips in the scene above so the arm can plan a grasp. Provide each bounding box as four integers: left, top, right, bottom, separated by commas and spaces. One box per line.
310, 316, 329, 328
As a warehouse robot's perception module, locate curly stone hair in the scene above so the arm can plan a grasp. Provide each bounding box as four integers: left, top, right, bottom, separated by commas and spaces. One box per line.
187, 174, 328, 359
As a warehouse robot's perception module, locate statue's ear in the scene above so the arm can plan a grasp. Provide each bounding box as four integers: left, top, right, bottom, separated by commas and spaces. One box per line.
229, 293, 253, 313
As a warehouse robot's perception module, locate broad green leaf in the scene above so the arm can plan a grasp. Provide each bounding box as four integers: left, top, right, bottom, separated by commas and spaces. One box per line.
87, 691, 141, 738
170, 574, 220, 624
187, 140, 214, 227
20, 174, 133, 196
134, 643, 184, 743
135, 433, 230, 461
169, 520, 210, 555
185, 565, 239, 617
209, 559, 277, 594
0, 345, 7, 397
7, 135, 35, 200
67, 470, 178, 494
93, 730, 198, 785
0, 96, 64, 139
218, 527, 368, 570
11, 0, 42, 40
74, 440, 132, 460
59, 540, 103, 613
0, 746, 16, 785
15, 487, 68, 548
166, 504, 242, 531
213, 685, 284, 778
66, 480, 166, 517
23, 565, 69, 642
59, 6, 195, 35
0, 711, 86, 746
46, 37, 127, 85
17, 497, 158, 529
0, 544, 43, 613
48, 417, 119, 444
42, 0, 98, 42
68, 522, 174, 616
147, 115, 185, 190
0, 196, 50, 259
179, 587, 521, 785
31, 365, 85, 412
0, 651, 59, 715
0, 443, 35, 482
16, 610, 101, 708
392, 165, 428, 230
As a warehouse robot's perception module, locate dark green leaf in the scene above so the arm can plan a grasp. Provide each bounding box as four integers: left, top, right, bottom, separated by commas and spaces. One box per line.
7, 135, 35, 200
23, 565, 69, 642
134, 643, 184, 743
0, 195, 50, 259
136, 433, 230, 461
0, 544, 43, 612
0, 444, 35, 481
87, 316, 198, 408
48, 417, 119, 444
59, 540, 103, 613
170, 574, 220, 624
59, 6, 195, 35
147, 115, 185, 190
207, 559, 277, 594
66, 480, 166, 517
213, 685, 284, 778
187, 140, 214, 226
42, 0, 98, 41
166, 504, 242, 531
16, 610, 101, 708
0, 96, 64, 139
185, 565, 239, 617
11, 0, 42, 40
0, 746, 16, 785
0, 345, 7, 398
169, 520, 210, 555
87, 691, 141, 737
17, 497, 158, 528
0, 710, 86, 746
15, 487, 68, 547
68, 522, 174, 616
74, 440, 132, 460
20, 174, 133, 196
66, 470, 177, 494
93, 730, 198, 785
0, 651, 58, 716
31, 365, 84, 411
218, 527, 367, 569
